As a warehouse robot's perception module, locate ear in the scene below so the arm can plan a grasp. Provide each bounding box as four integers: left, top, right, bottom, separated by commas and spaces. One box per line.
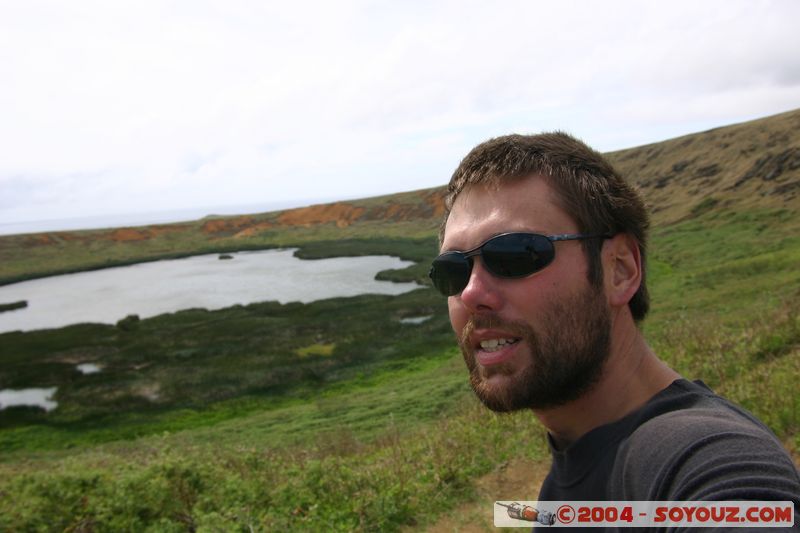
603, 234, 642, 309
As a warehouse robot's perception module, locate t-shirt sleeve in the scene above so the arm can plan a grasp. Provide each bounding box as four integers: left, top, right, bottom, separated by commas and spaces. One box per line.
612, 408, 800, 530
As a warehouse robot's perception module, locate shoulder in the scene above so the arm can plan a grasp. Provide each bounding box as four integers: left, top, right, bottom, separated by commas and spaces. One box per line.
610, 381, 800, 502
627, 398, 779, 457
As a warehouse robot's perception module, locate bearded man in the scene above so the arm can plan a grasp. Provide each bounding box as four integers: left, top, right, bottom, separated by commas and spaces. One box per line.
430, 133, 799, 528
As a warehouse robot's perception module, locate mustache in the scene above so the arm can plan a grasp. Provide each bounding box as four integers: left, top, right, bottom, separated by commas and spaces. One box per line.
458, 314, 533, 348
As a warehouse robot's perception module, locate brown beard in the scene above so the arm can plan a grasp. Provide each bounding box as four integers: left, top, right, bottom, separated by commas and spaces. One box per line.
458, 282, 611, 411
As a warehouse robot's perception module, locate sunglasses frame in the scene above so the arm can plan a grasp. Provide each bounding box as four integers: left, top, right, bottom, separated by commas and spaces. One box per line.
429, 232, 612, 296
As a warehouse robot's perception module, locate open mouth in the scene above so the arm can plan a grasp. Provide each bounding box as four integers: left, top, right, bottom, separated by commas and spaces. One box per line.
478, 337, 520, 353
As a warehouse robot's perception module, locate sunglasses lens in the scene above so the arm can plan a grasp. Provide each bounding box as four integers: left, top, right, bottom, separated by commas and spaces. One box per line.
482, 233, 554, 278
430, 253, 471, 296
429, 233, 557, 296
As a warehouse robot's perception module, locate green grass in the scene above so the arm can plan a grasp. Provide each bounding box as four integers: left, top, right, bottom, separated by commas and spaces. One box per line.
0, 206, 799, 531
646, 208, 800, 321
0, 400, 550, 532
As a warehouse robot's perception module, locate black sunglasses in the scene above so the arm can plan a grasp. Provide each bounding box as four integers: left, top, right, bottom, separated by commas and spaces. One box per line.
429, 232, 612, 296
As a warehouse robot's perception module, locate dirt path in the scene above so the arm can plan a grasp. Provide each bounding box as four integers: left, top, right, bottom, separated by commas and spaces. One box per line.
410, 458, 550, 532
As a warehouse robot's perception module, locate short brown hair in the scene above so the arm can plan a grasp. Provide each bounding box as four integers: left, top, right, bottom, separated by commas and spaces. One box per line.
441, 132, 650, 321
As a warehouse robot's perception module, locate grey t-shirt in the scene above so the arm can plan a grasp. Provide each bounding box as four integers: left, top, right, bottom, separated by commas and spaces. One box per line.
538, 379, 799, 531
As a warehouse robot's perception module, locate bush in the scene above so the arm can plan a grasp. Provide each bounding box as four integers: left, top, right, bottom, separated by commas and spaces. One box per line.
116, 314, 141, 331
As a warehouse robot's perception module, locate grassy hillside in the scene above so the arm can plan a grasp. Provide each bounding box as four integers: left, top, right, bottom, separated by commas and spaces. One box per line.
0, 190, 444, 287
0, 109, 799, 531
609, 108, 800, 224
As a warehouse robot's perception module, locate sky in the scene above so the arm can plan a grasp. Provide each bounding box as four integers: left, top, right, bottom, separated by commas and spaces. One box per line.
1, 0, 799, 232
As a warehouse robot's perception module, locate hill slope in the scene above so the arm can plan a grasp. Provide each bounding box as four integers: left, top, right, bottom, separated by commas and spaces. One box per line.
609, 108, 800, 223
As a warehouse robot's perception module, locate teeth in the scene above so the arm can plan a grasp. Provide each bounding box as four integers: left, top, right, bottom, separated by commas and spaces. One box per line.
479, 338, 517, 352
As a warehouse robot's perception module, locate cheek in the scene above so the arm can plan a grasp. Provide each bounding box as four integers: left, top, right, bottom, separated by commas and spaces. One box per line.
447, 297, 468, 334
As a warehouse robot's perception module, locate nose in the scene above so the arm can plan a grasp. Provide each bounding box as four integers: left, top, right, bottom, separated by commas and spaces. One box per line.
457, 258, 503, 313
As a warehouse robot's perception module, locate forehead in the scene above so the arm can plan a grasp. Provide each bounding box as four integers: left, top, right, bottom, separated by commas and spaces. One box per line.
442, 175, 577, 250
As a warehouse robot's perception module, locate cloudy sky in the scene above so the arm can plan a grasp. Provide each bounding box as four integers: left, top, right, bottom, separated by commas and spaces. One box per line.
1, 0, 799, 232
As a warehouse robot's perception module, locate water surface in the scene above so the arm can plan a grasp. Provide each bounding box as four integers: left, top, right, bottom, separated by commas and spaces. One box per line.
0, 249, 420, 333
76, 363, 102, 374
0, 388, 58, 411
400, 316, 432, 324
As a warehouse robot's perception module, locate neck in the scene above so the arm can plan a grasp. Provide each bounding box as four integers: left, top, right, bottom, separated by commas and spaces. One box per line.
534, 313, 680, 449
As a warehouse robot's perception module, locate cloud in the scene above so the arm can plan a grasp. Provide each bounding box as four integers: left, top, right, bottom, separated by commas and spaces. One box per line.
1, 0, 799, 225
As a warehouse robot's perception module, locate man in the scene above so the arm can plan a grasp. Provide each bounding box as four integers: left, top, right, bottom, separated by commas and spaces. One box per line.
430, 132, 800, 528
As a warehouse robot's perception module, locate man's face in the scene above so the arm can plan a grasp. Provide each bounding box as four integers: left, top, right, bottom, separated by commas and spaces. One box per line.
442, 176, 611, 411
